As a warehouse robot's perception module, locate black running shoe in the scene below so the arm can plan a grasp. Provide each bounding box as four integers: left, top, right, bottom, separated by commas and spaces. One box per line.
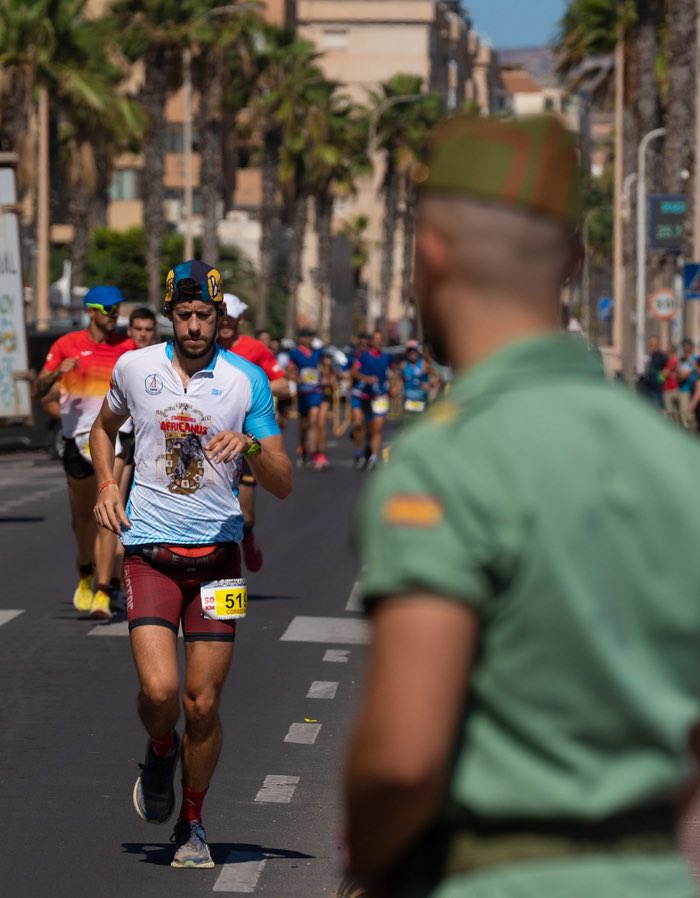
132, 732, 180, 824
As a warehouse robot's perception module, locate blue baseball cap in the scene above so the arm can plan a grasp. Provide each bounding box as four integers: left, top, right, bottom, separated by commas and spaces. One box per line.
83, 285, 125, 311
164, 260, 224, 310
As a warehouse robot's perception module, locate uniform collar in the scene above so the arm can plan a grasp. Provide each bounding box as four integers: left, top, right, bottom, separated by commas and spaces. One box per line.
164, 340, 219, 376
449, 333, 604, 405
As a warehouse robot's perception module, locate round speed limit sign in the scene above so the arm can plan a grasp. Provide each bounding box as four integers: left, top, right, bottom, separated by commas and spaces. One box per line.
649, 289, 677, 320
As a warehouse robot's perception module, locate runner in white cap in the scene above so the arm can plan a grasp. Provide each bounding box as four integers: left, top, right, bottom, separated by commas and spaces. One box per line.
217, 294, 290, 571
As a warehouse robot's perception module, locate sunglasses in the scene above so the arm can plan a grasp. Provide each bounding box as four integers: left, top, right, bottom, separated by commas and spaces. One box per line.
86, 303, 121, 316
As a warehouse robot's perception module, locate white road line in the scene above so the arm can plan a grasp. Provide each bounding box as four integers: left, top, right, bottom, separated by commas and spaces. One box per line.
345, 581, 362, 613
213, 852, 267, 893
88, 621, 130, 636
307, 681, 338, 700
284, 722, 322, 744
323, 649, 350, 663
0, 610, 23, 628
254, 774, 300, 803
280, 616, 371, 645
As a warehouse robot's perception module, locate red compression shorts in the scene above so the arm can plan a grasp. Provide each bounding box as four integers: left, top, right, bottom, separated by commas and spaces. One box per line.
123, 543, 241, 642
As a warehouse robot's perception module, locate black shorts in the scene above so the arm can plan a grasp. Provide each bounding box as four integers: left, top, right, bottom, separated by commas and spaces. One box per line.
62, 437, 95, 480
240, 458, 257, 488
124, 543, 241, 642
117, 430, 136, 465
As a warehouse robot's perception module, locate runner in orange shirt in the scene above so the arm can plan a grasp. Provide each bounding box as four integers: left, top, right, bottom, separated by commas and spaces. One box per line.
33, 286, 136, 619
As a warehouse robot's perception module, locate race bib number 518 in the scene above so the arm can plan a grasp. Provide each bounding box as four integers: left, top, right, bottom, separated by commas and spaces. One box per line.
201, 579, 248, 620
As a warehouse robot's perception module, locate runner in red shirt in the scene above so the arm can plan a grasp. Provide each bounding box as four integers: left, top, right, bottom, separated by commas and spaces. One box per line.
217, 294, 290, 571
33, 286, 136, 619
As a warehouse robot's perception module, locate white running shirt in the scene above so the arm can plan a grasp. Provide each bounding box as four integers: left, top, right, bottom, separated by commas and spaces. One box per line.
107, 341, 279, 546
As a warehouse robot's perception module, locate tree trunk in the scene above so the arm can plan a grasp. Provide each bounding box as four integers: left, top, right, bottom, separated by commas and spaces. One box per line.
200, 52, 223, 266
285, 188, 307, 339
68, 185, 91, 292
141, 48, 168, 305
257, 128, 280, 329
378, 154, 398, 335
663, 0, 695, 255
400, 175, 417, 322
315, 190, 333, 341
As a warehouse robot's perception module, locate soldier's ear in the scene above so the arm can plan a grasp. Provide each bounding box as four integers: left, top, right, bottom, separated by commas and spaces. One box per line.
416, 220, 449, 283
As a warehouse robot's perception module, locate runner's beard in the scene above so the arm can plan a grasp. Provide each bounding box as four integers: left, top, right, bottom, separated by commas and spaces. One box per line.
173, 329, 216, 360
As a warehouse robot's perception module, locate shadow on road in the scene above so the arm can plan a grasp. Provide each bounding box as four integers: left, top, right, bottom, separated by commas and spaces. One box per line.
120, 840, 314, 867
0, 516, 44, 523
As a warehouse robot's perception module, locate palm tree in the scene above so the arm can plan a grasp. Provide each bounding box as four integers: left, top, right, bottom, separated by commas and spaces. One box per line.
112, 0, 193, 304
0, 0, 134, 321
190, 3, 262, 266
371, 74, 442, 333
305, 91, 370, 340
240, 26, 323, 329
339, 214, 369, 332
662, 0, 695, 256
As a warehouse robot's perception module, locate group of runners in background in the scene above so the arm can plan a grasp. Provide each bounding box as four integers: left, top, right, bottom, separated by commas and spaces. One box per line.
33, 289, 444, 622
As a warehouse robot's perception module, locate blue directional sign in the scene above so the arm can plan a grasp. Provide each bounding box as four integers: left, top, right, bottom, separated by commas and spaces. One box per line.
597, 296, 614, 322
683, 263, 700, 300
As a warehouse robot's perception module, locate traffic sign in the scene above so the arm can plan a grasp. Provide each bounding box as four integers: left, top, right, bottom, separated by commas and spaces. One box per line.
648, 194, 686, 252
649, 288, 677, 320
597, 296, 614, 322
683, 263, 700, 300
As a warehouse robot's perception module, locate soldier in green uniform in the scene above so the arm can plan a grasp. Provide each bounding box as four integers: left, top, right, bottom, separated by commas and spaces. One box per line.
344, 114, 700, 898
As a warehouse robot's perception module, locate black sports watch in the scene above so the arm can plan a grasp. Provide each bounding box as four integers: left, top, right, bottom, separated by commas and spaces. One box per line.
244, 433, 261, 457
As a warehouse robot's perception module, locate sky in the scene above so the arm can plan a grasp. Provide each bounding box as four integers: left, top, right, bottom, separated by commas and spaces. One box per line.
463, 0, 567, 49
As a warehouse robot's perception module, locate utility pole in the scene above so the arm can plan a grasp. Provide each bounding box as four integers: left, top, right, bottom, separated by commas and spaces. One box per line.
612, 15, 625, 373
36, 84, 50, 331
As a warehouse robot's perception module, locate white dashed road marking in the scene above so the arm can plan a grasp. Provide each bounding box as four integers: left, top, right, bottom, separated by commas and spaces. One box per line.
323, 649, 349, 663
284, 722, 322, 744
213, 852, 267, 893
345, 581, 362, 613
307, 681, 338, 700
254, 774, 300, 803
0, 482, 65, 515
281, 616, 371, 645
88, 621, 130, 636
0, 610, 23, 628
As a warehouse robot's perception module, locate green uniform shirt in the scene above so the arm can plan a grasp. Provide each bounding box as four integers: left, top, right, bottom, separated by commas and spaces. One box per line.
357, 334, 700, 891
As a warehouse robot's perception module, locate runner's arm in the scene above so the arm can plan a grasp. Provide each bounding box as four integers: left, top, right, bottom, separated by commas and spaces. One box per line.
33, 356, 78, 398
90, 399, 131, 534
245, 433, 292, 498
345, 595, 478, 888
270, 377, 290, 400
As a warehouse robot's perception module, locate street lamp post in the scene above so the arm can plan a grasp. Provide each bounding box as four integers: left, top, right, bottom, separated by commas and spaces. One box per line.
635, 127, 666, 374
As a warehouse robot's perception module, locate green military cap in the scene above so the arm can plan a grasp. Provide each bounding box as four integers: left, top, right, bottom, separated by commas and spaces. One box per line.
413, 114, 581, 227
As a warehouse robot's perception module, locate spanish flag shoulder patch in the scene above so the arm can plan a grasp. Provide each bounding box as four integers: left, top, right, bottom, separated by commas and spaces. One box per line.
382, 494, 443, 528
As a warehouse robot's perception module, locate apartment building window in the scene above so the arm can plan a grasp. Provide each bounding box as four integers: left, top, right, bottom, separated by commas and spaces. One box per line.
321, 27, 349, 50
109, 168, 140, 201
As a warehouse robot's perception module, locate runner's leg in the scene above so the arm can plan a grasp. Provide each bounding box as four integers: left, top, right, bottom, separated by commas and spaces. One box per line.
130, 625, 181, 738
68, 474, 97, 568
181, 640, 234, 793
306, 405, 320, 457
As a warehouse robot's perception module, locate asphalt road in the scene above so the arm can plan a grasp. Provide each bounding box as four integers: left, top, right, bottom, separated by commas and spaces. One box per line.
0, 431, 371, 898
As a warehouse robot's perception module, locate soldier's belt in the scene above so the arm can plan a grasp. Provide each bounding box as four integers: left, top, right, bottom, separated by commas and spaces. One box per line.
444, 803, 677, 875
